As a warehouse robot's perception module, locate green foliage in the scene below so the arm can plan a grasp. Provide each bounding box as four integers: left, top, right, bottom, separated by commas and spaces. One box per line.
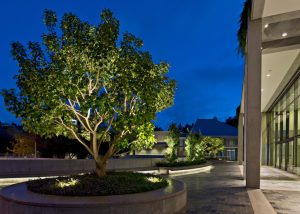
226, 105, 240, 128
165, 123, 180, 163
27, 172, 168, 196
0, 125, 20, 153
201, 137, 224, 158
1, 9, 176, 175
185, 133, 224, 161
156, 159, 206, 167
8, 133, 36, 155
185, 133, 204, 161
237, 0, 251, 56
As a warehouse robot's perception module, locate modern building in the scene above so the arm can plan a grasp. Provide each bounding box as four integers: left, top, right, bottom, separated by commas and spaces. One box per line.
238, 0, 300, 188
192, 118, 238, 161
136, 119, 238, 160
135, 131, 188, 157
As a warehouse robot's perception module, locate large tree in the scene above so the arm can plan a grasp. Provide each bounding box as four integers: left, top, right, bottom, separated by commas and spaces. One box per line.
2, 9, 175, 176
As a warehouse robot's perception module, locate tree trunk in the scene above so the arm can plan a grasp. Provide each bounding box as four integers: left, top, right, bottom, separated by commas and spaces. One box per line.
91, 132, 107, 177
95, 157, 107, 177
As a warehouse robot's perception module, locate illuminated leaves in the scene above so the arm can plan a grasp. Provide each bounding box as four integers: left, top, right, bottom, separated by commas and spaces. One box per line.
2, 9, 176, 175
185, 133, 224, 161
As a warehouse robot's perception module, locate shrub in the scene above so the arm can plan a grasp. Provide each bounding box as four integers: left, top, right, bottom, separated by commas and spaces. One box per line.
156, 159, 206, 167
185, 133, 224, 161
27, 172, 168, 196
165, 123, 180, 163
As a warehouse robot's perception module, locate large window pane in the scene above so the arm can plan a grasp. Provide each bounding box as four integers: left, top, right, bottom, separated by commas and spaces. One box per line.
289, 103, 294, 138
268, 74, 300, 172
282, 143, 286, 170
297, 97, 300, 136
281, 95, 286, 140
276, 143, 280, 168
296, 137, 300, 175
288, 140, 294, 172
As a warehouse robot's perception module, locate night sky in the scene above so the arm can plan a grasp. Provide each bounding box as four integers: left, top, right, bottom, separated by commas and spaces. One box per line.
0, 0, 245, 129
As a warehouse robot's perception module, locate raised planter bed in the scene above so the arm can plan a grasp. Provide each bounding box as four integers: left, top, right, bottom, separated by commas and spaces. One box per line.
158, 162, 212, 175
0, 179, 186, 214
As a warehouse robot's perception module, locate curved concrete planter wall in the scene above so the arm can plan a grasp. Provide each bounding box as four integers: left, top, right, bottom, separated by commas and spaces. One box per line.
0, 179, 186, 214
158, 163, 212, 175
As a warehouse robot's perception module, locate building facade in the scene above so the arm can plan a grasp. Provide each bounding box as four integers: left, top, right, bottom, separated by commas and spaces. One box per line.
134, 131, 168, 157
136, 119, 238, 160
265, 75, 300, 175
238, 0, 300, 188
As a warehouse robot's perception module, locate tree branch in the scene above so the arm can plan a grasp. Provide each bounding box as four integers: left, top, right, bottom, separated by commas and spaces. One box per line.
65, 98, 92, 132
97, 115, 114, 151
84, 108, 93, 132
57, 117, 93, 155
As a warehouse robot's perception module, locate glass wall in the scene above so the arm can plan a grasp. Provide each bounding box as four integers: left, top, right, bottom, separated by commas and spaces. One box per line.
267, 76, 300, 174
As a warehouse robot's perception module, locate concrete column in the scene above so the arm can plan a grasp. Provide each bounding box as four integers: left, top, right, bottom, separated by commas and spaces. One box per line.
244, 18, 262, 189
238, 113, 244, 165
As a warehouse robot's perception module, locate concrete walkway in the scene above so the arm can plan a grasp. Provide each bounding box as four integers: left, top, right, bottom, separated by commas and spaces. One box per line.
172, 161, 254, 214
3, 162, 300, 213
261, 166, 300, 214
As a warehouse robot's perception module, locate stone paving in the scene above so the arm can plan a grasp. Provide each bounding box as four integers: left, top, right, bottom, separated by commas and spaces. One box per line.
4, 162, 300, 213
260, 166, 300, 214
172, 161, 254, 214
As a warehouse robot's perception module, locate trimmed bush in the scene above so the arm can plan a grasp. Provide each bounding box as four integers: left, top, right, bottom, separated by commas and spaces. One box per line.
156, 159, 206, 167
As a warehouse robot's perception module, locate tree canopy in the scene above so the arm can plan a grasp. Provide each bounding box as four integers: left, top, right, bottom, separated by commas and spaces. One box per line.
2, 9, 176, 176
237, 0, 251, 56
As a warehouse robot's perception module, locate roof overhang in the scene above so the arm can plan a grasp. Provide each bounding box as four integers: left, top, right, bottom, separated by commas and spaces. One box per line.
252, 0, 300, 20
247, 0, 300, 111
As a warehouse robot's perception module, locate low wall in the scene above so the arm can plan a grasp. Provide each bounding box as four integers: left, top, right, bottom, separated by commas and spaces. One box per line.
107, 157, 163, 170
0, 157, 164, 178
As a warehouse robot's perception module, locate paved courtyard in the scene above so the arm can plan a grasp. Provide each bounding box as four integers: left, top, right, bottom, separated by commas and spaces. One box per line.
172, 161, 254, 214
261, 166, 300, 214
2, 162, 300, 213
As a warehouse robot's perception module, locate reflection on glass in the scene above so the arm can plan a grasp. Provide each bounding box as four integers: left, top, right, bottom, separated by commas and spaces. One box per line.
267, 74, 300, 175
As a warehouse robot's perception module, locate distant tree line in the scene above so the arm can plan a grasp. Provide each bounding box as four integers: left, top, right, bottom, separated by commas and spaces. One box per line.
154, 123, 194, 133
225, 105, 240, 128
0, 122, 89, 158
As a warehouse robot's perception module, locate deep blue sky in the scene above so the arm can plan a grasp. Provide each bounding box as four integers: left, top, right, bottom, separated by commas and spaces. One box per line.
0, 0, 244, 129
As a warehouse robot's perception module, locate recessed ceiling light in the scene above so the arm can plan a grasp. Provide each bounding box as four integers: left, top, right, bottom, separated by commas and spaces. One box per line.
266, 74, 271, 78
264, 24, 269, 28
282, 32, 288, 37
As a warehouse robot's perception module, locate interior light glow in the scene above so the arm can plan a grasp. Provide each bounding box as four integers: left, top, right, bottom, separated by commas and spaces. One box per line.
282, 32, 288, 37
264, 24, 269, 28
266, 74, 271, 78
